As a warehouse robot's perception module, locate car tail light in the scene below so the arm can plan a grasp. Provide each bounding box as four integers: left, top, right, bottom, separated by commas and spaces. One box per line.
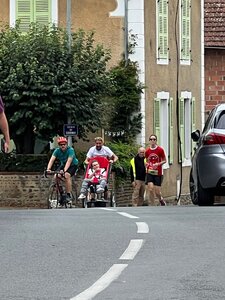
203, 133, 225, 145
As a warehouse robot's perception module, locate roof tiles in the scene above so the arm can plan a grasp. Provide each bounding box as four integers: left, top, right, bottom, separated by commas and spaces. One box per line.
205, 0, 225, 47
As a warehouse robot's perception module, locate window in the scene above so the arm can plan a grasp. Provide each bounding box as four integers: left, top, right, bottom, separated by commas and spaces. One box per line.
156, 0, 169, 64
179, 91, 195, 165
10, 0, 58, 32
154, 92, 173, 167
180, 0, 191, 64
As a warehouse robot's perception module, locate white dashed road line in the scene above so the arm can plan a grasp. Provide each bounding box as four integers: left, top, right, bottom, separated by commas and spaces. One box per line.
71, 210, 148, 299
117, 212, 139, 219
119, 239, 144, 260
136, 222, 149, 233
70, 264, 128, 300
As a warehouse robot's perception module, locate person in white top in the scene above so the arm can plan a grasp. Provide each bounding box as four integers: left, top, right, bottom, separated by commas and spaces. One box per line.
84, 137, 118, 164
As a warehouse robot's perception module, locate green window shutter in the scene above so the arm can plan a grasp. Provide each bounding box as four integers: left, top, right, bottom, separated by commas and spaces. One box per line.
154, 98, 161, 144
16, 0, 33, 32
157, 0, 168, 60
191, 97, 196, 155
34, 0, 51, 26
179, 97, 185, 163
181, 0, 191, 60
169, 97, 173, 164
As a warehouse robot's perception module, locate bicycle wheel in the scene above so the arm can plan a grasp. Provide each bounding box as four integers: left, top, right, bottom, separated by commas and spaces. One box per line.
47, 184, 60, 209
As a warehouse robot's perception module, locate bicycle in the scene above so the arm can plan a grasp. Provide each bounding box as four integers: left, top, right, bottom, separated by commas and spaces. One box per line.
45, 170, 75, 209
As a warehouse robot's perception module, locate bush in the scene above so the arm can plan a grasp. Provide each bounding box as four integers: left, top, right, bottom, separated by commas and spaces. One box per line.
105, 141, 141, 182
0, 153, 49, 172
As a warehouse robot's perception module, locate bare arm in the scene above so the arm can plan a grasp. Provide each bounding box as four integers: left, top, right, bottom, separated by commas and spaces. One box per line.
110, 154, 118, 163
47, 156, 56, 171
64, 157, 73, 172
0, 112, 10, 153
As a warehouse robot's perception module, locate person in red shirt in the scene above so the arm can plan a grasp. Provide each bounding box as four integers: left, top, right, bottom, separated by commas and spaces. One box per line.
145, 134, 166, 206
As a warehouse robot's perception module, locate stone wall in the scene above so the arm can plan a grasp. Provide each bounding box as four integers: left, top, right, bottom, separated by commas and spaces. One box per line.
0, 172, 192, 208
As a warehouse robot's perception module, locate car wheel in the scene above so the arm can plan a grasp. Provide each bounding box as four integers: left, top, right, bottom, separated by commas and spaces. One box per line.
189, 171, 198, 205
197, 180, 214, 206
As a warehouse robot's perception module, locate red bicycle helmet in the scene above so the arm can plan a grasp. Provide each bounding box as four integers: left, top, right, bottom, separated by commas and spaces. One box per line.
57, 136, 67, 144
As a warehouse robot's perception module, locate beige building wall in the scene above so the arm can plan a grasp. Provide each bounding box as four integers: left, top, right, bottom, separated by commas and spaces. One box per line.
145, 0, 202, 198
59, 0, 124, 68
0, 0, 9, 26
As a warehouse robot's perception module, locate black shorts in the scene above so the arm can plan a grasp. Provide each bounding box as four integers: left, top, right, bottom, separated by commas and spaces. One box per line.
58, 165, 77, 176
146, 174, 163, 186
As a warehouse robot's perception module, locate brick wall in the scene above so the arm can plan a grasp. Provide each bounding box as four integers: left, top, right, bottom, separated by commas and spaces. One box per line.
205, 49, 225, 113
0, 172, 192, 208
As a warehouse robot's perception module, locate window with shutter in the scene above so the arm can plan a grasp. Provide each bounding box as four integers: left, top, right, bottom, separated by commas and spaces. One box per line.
179, 97, 185, 163
180, 91, 192, 166
16, 0, 51, 32
180, 0, 191, 63
154, 92, 170, 169
169, 97, 173, 164
156, 0, 169, 64
191, 97, 196, 155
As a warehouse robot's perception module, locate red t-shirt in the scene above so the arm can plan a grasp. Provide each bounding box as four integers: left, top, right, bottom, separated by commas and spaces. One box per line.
145, 146, 166, 176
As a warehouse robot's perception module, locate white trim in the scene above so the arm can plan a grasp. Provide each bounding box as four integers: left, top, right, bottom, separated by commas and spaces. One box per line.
109, 0, 125, 17
181, 91, 192, 166
201, 0, 205, 130
156, 91, 170, 170
127, 0, 145, 145
10, 0, 58, 26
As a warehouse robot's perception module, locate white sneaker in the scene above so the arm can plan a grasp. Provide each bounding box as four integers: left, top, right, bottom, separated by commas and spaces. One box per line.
78, 193, 86, 200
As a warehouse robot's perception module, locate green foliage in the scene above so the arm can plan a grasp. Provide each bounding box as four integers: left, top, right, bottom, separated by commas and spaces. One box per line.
0, 23, 112, 153
102, 40, 144, 143
0, 153, 49, 172
106, 141, 141, 182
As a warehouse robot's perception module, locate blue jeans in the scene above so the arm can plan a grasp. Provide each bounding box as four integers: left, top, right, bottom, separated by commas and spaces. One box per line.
80, 179, 107, 195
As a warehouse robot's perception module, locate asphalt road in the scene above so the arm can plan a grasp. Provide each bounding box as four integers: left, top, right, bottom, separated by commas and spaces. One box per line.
0, 206, 225, 300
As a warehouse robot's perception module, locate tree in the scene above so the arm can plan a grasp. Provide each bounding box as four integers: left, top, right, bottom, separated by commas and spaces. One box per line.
103, 35, 143, 143
0, 23, 111, 153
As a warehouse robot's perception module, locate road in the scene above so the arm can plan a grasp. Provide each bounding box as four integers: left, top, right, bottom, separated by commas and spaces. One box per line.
0, 206, 225, 300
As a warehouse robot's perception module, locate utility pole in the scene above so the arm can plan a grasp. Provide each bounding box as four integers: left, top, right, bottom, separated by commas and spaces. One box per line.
124, 0, 128, 66
66, 0, 72, 146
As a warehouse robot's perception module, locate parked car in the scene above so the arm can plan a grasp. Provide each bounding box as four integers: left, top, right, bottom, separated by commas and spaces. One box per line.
190, 103, 225, 206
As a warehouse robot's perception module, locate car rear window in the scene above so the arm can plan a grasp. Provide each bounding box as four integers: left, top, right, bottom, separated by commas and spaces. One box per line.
214, 112, 225, 129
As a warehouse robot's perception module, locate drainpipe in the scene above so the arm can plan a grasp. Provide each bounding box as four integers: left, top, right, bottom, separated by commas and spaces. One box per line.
124, 0, 128, 65
66, 0, 72, 146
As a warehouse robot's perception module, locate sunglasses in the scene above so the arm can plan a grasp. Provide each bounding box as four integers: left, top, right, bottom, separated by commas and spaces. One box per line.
149, 138, 156, 141
59, 143, 66, 146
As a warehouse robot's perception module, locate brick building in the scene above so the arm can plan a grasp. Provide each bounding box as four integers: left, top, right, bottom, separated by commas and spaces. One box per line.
205, 0, 225, 113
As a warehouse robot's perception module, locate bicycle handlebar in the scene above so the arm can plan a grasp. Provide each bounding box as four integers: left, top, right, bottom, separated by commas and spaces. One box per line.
44, 170, 65, 178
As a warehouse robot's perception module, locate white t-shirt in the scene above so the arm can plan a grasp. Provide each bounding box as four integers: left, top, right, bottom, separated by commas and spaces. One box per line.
86, 145, 114, 159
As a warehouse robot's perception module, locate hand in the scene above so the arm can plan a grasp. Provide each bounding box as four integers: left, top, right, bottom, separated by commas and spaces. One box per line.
132, 181, 136, 188
109, 159, 114, 164
4, 141, 9, 153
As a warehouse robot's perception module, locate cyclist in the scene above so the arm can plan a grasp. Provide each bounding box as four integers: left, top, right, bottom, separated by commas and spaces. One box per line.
46, 136, 78, 202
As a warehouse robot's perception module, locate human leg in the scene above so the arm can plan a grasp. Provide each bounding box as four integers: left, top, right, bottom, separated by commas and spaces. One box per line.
132, 180, 144, 206
137, 180, 145, 206
96, 179, 107, 193
154, 176, 166, 206
146, 174, 155, 206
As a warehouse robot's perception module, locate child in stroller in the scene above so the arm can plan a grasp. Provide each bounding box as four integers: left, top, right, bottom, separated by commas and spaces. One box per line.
78, 156, 112, 207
